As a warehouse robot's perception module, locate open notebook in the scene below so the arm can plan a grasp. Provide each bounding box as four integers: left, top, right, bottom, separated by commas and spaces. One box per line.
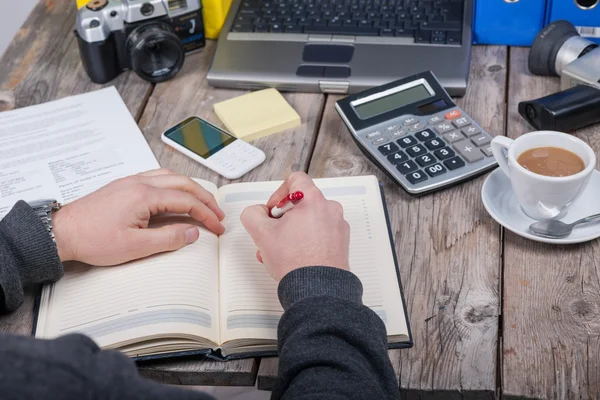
34, 175, 412, 360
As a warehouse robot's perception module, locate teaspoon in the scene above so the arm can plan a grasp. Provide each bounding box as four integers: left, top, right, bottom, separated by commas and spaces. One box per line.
529, 213, 600, 239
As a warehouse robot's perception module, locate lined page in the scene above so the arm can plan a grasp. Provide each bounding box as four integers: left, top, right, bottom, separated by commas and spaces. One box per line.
36, 180, 221, 348
217, 176, 408, 343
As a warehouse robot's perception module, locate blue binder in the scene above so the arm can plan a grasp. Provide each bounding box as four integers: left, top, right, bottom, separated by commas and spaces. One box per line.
545, 0, 600, 44
473, 0, 548, 46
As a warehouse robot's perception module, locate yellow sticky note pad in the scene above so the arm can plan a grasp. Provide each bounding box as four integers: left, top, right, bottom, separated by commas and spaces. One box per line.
214, 89, 301, 142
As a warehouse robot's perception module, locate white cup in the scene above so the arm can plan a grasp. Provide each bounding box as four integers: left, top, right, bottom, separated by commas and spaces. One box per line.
490, 131, 596, 220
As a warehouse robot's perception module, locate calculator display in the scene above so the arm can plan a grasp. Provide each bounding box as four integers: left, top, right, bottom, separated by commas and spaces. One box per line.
353, 84, 432, 119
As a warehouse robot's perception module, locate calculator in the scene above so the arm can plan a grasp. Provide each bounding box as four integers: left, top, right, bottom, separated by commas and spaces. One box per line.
335, 71, 497, 195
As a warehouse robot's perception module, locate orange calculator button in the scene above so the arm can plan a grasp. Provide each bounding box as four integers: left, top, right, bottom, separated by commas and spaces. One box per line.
445, 110, 461, 120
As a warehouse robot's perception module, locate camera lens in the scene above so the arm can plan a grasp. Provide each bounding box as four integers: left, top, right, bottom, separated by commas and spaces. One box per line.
127, 23, 185, 83
529, 20, 579, 76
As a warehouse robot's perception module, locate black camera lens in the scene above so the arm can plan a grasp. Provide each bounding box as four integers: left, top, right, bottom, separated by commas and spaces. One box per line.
127, 23, 185, 83
529, 20, 579, 76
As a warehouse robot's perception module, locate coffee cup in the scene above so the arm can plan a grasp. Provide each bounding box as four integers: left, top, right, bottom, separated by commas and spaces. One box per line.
490, 131, 596, 220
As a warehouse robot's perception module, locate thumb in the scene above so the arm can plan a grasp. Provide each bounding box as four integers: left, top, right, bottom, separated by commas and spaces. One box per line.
240, 205, 273, 240
132, 224, 200, 258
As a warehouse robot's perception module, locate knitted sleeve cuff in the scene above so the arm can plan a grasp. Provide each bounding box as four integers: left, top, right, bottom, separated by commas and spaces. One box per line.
277, 266, 363, 311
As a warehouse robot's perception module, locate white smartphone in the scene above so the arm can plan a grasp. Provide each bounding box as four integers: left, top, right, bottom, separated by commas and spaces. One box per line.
161, 116, 266, 179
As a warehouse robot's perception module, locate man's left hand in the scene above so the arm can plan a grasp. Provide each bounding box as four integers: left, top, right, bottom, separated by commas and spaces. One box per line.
52, 168, 225, 266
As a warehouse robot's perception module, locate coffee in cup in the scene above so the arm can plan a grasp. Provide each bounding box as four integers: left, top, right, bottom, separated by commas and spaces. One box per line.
517, 146, 585, 177
490, 131, 596, 220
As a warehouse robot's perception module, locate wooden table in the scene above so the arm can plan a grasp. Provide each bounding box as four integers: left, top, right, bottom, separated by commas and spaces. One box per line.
1, 1, 599, 399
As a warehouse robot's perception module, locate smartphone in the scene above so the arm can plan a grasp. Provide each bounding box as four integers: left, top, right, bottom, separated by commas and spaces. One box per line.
161, 116, 266, 179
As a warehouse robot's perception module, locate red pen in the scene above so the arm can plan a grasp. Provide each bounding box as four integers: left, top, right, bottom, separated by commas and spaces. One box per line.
269, 191, 304, 218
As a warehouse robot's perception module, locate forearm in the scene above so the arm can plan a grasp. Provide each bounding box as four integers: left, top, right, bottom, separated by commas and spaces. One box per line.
0, 332, 213, 400
274, 266, 399, 400
0, 201, 64, 313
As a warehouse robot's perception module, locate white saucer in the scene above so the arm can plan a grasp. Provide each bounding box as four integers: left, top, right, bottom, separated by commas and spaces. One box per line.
481, 168, 600, 244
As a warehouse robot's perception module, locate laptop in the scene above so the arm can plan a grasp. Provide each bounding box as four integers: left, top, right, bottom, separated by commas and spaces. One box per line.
207, 0, 472, 96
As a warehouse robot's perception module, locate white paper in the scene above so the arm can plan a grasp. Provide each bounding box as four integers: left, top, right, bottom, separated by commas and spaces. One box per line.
0, 87, 160, 217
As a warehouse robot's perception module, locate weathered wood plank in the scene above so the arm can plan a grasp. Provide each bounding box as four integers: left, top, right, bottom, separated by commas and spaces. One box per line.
301, 46, 507, 399
138, 357, 259, 386
0, 0, 152, 338
257, 351, 402, 391
502, 47, 600, 400
135, 39, 325, 385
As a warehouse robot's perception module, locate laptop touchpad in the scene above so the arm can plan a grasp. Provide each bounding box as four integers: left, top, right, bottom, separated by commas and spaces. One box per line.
302, 45, 354, 63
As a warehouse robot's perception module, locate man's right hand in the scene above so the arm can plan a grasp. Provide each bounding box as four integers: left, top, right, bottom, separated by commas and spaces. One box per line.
240, 172, 350, 282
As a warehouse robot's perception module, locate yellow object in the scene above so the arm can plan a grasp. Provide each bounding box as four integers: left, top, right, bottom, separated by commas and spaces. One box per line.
203, 0, 232, 39
76, 0, 231, 39
214, 89, 301, 142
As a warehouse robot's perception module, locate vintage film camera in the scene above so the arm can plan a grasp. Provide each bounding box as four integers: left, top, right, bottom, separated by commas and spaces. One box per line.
75, 0, 205, 83
520, 20, 600, 132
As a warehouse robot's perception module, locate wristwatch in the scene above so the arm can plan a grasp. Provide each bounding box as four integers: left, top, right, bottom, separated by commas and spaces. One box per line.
27, 199, 62, 244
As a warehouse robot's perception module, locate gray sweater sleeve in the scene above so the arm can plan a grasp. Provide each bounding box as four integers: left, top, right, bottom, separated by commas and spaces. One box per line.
274, 266, 399, 399
0, 200, 64, 312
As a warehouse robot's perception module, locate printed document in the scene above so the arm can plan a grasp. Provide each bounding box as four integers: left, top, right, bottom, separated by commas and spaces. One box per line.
0, 87, 159, 217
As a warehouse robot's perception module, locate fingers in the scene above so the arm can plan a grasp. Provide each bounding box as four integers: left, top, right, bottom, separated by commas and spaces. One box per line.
138, 174, 224, 221
266, 172, 320, 208
256, 250, 263, 263
137, 168, 177, 177
149, 188, 225, 234
131, 224, 200, 258
240, 205, 274, 239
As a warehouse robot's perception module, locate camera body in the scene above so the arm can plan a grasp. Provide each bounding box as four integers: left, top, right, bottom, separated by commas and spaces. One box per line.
522, 20, 600, 132
75, 0, 205, 83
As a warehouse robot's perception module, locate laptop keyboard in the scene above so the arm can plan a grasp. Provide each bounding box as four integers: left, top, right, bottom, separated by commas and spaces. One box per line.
231, 0, 463, 44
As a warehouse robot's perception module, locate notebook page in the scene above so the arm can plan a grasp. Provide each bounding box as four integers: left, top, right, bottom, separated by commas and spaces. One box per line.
36, 180, 221, 348
217, 175, 408, 344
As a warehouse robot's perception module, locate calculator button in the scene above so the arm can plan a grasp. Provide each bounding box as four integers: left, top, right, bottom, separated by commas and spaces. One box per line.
387, 150, 408, 165
408, 122, 426, 132
433, 122, 454, 135
428, 115, 443, 124
405, 170, 428, 184
481, 145, 494, 157
366, 131, 382, 139
406, 144, 427, 157
402, 117, 419, 126
425, 163, 447, 177
471, 133, 492, 147
414, 129, 435, 141
385, 124, 400, 132
433, 147, 455, 160
443, 156, 466, 170
416, 153, 436, 167
445, 109, 461, 120
443, 131, 464, 143
397, 135, 417, 148
378, 142, 398, 155
424, 138, 445, 150
390, 129, 407, 138
462, 125, 481, 137
452, 117, 471, 129
453, 139, 484, 163
372, 137, 389, 145
397, 160, 418, 174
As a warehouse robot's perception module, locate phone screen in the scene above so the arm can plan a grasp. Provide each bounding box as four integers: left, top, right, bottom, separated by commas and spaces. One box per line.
164, 117, 236, 159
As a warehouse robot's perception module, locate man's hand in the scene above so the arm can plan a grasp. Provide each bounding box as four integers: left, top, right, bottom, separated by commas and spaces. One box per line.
240, 172, 350, 281
52, 169, 225, 266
